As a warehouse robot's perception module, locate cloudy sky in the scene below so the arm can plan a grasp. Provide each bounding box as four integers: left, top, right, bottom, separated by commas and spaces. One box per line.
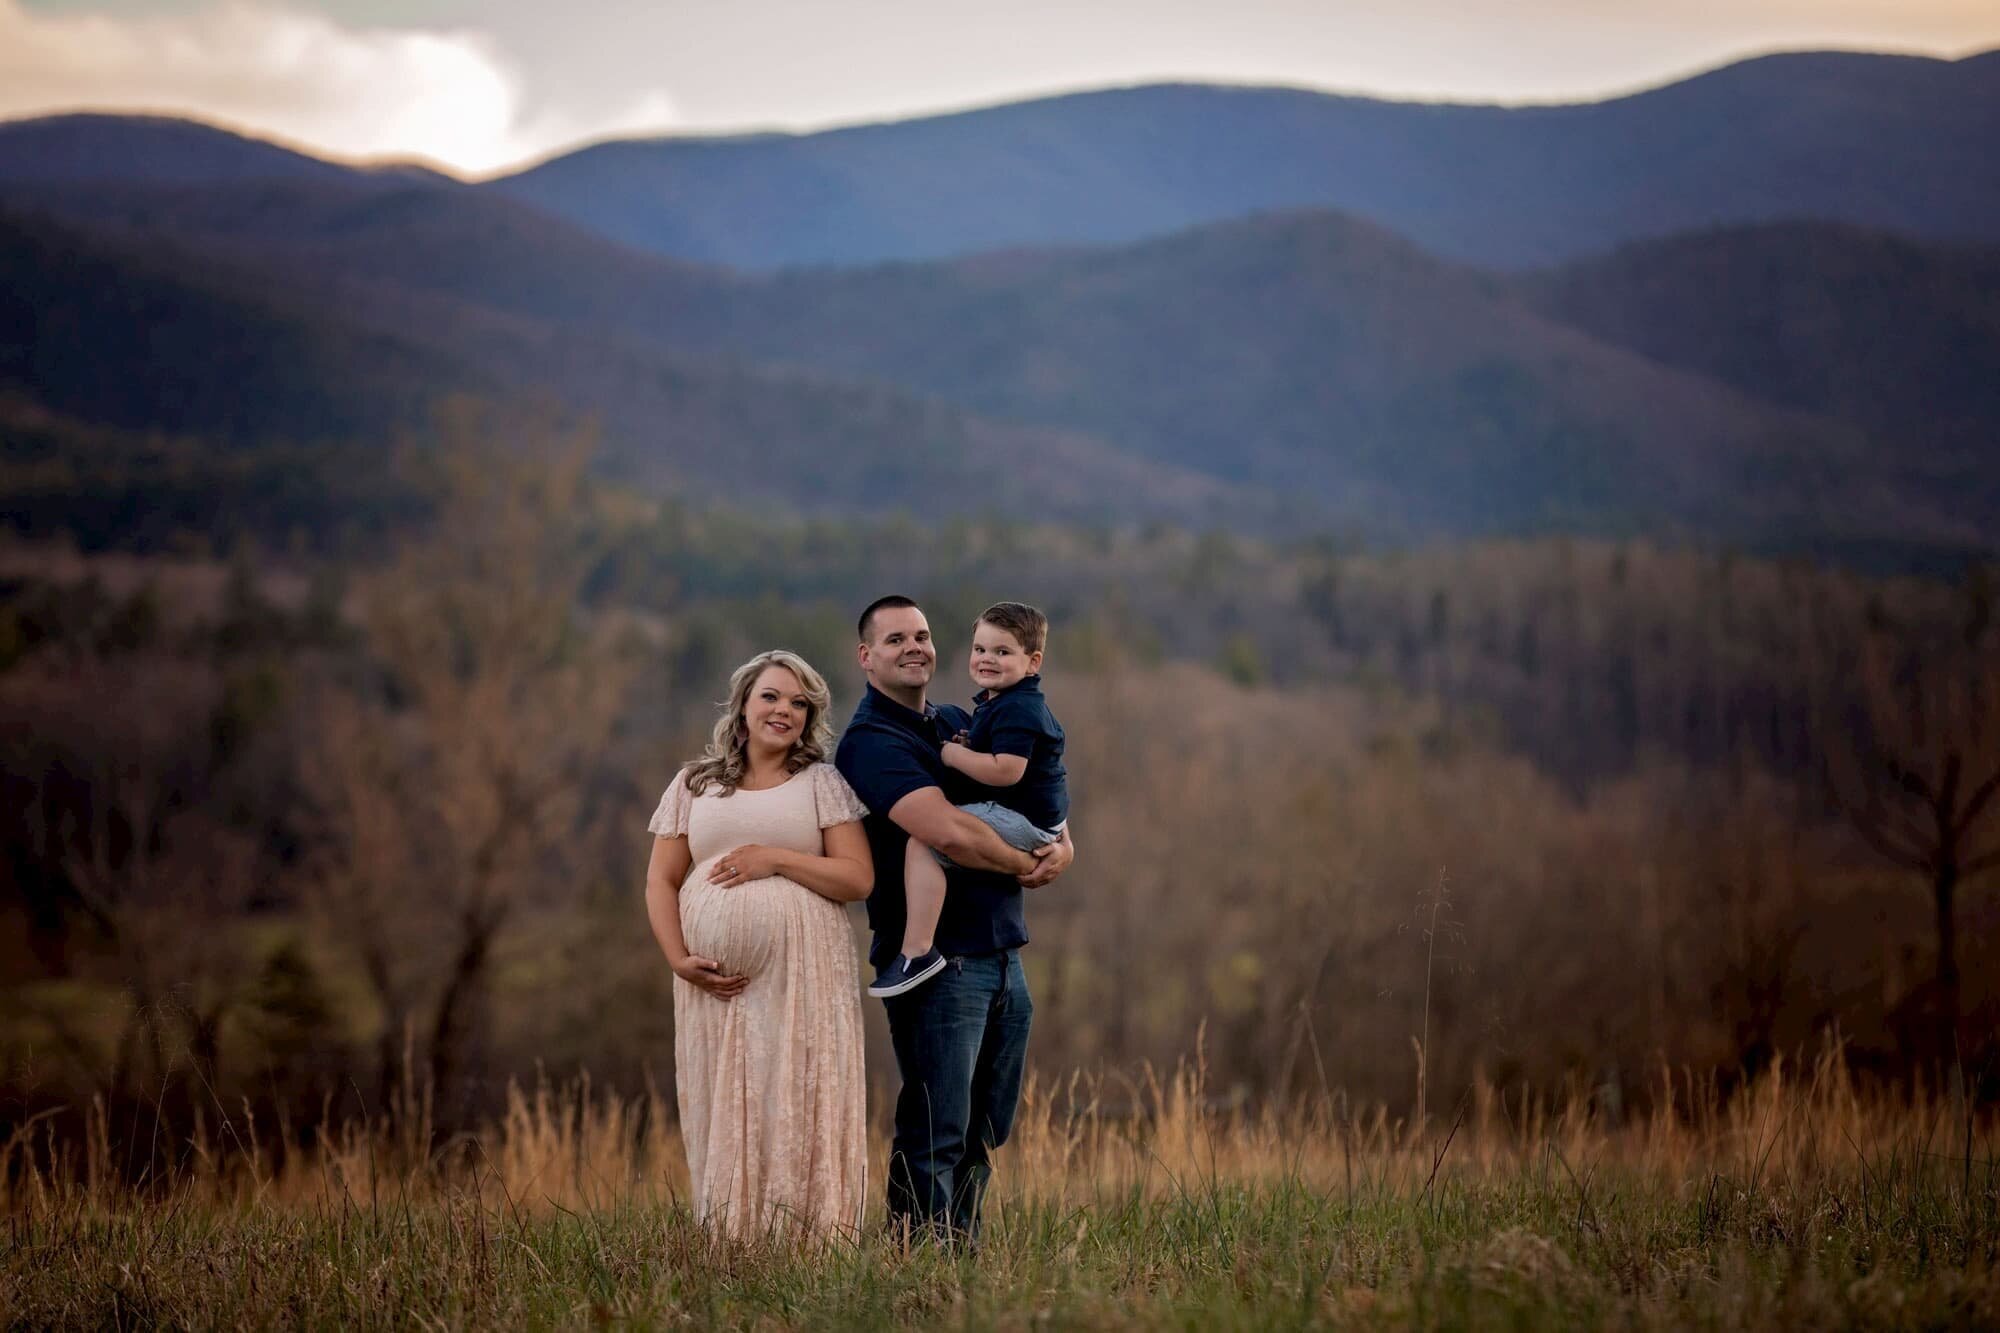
4, 0, 1997, 176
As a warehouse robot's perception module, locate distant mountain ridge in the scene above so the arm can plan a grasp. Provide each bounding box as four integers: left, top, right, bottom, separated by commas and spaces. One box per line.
0, 202, 1289, 544
1524, 222, 2000, 448
608, 210, 1971, 544
0, 203, 478, 442
7, 176, 1995, 552
3, 49, 1996, 271
481, 49, 2000, 269
0, 113, 449, 187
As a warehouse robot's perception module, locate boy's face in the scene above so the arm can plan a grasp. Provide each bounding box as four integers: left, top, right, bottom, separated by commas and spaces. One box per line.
969, 620, 1041, 691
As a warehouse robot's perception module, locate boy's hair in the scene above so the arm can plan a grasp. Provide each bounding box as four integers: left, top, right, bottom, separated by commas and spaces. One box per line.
976, 601, 1048, 656
857, 594, 920, 643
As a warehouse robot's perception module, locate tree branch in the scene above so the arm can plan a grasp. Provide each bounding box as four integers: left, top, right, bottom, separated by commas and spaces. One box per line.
1881, 754, 1939, 807
1840, 805, 1932, 872
1954, 767, 2000, 841
1891, 808, 1937, 853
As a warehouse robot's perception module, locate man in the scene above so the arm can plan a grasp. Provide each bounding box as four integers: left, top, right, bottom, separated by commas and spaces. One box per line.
834, 594, 1075, 1244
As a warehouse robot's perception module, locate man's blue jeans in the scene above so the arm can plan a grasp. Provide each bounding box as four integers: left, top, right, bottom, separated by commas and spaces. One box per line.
882, 949, 1032, 1242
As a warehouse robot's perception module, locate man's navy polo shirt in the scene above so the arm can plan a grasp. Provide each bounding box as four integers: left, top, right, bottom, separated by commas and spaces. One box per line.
835, 683, 1028, 970
964, 674, 1067, 832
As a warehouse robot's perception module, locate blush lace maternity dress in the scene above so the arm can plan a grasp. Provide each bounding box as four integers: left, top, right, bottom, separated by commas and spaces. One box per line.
648, 762, 870, 1238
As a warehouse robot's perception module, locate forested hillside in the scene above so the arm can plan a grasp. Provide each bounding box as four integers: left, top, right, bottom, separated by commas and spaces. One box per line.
8, 186, 1997, 559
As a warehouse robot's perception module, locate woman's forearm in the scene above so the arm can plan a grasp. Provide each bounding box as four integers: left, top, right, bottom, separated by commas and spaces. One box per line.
768, 849, 873, 903
644, 836, 696, 962
645, 876, 692, 963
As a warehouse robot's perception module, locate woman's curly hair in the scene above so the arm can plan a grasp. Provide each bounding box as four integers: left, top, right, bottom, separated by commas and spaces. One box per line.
680, 649, 836, 796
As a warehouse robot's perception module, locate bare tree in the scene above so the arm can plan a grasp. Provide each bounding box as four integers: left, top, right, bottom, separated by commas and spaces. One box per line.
302, 409, 635, 1125
1824, 604, 2000, 1070
3, 657, 257, 1106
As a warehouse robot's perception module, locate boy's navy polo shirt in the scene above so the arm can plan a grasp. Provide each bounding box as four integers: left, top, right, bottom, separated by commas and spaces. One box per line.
964, 674, 1067, 831
835, 683, 1028, 970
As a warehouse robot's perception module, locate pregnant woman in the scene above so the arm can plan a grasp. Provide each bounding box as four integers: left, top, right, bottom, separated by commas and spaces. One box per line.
643, 649, 874, 1238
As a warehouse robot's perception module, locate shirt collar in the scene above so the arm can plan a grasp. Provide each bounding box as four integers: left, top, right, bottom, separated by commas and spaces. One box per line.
860, 682, 937, 728
974, 673, 1042, 706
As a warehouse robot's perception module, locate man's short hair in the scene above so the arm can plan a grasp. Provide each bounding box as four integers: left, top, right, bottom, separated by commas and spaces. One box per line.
858, 594, 921, 643
976, 601, 1048, 656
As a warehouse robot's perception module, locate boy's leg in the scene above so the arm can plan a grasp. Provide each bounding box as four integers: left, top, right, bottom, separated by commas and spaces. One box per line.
870, 841, 949, 998
956, 801, 1061, 856
900, 837, 947, 957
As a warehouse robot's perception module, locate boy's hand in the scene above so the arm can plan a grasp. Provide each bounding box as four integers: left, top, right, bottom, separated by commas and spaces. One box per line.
941, 740, 970, 770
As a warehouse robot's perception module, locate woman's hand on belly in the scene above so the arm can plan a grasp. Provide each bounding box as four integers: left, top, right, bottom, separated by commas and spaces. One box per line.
670, 952, 747, 1001
709, 844, 787, 887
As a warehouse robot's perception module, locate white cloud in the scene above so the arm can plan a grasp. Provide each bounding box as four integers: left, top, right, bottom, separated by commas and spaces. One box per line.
0, 0, 680, 175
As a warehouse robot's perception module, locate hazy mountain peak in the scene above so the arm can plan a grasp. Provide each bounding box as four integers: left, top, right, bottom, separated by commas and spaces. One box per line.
0, 112, 450, 187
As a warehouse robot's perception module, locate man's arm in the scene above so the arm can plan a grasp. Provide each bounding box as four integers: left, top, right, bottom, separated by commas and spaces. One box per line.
886, 786, 1038, 876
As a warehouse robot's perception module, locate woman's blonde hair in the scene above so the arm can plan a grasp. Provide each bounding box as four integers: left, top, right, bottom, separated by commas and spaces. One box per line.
681, 649, 836, 796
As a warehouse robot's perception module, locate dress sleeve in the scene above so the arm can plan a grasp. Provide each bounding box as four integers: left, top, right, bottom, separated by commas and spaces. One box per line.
647, 770, 694, 838
811, 762, 872, 828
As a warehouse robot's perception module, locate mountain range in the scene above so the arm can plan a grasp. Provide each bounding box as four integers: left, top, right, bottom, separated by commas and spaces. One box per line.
483, 50, 2000, 271
3, 49, 1997, 562
6, 49, 1998, 273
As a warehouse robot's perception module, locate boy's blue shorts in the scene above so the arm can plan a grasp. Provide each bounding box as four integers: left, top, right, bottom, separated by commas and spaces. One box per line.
930, 800, 1063, 867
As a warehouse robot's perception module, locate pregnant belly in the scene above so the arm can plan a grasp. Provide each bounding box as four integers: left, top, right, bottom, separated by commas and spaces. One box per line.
679, 873, 820, 979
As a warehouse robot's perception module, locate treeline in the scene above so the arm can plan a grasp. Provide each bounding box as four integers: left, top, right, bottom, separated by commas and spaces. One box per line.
603, 496, 1994, 800
2, 423, 1996, 1183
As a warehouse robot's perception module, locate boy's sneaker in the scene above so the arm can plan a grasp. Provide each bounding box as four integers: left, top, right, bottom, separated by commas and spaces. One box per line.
868, 947, 947, 998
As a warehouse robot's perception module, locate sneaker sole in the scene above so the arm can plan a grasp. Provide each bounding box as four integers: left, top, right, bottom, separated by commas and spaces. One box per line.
866, 954, 948, 998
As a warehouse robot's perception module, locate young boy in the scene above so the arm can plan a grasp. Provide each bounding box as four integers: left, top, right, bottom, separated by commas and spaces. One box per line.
867, 602, 1069, 998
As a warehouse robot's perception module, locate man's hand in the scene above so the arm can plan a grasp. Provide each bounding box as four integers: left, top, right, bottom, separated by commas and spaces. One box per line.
1018, 832, 1073, 888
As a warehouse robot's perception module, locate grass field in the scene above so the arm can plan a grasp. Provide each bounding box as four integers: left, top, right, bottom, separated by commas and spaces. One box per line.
4, 1047, 1996, 1329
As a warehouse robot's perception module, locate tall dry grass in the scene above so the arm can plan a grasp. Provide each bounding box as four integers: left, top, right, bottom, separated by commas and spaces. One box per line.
6, 1035, 1990, 1218
4, 1039, 1997, 1328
